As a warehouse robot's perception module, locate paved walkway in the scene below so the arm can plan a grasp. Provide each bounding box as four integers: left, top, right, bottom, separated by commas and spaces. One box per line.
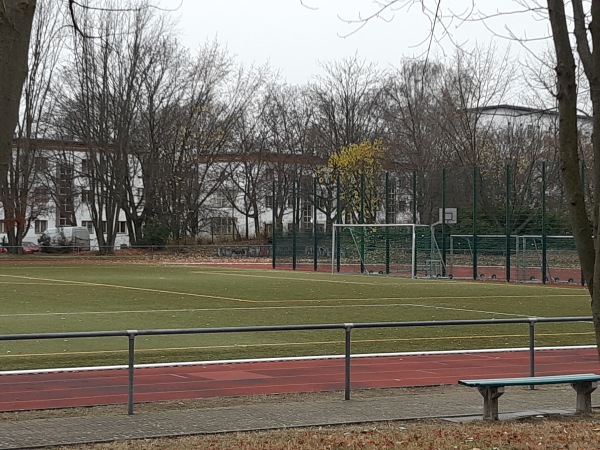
0, 384, 593, 449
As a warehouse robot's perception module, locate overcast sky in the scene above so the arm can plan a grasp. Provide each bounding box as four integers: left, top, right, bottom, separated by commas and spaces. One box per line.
157, 1, 550, 85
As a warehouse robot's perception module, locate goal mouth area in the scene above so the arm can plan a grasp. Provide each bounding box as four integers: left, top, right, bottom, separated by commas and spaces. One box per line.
331, 224, 432, 277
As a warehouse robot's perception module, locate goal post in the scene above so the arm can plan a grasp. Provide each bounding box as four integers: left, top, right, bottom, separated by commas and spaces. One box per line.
331, 223, 432, 277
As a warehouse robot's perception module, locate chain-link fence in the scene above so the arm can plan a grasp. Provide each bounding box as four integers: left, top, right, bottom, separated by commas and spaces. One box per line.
264, 161, 578, 283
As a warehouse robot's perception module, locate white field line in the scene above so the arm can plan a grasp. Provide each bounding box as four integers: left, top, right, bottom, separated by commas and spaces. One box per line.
0, 274, 254, 303
0, 302, 554, 318
190, 269, 589, 291
0, 345, 595, 377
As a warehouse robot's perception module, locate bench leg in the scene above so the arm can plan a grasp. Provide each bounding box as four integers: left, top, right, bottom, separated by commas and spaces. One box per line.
572, 381, 597, 415
478, 386, 504, 420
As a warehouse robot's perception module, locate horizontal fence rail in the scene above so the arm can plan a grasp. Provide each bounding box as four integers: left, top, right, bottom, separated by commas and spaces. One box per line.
0, 316, 594, 415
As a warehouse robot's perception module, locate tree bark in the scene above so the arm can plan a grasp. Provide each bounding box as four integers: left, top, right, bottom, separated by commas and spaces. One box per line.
548, 0, 600, 358
0, 1, 36, 244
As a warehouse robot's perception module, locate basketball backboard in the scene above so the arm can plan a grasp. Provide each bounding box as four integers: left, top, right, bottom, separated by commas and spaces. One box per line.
439, 208, 457, 224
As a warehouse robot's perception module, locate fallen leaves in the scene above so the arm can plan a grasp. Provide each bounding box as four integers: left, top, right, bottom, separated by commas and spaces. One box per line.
52, 415, 600, 450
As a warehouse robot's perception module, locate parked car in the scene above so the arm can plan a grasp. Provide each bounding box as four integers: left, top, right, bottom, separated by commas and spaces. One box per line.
22, 241, 41, 254
0, 241, 41, 254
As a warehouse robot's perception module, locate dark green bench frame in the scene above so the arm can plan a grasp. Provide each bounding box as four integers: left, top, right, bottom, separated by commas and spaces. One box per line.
459, 373, 600, 420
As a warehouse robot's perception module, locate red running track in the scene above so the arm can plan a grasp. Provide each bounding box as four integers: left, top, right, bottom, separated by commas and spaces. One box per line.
1, 348, 599, 412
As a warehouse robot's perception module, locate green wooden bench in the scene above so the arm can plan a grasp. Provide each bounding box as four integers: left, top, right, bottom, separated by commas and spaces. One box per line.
459, 373, 600, 420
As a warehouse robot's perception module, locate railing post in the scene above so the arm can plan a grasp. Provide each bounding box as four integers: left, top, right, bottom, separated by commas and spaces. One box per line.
344, 323, 353, 400
127, 330, 137, 415
529, 319, 536, 390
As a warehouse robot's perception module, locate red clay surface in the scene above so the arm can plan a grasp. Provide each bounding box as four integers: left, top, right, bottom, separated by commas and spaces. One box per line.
1, 348, 599, 412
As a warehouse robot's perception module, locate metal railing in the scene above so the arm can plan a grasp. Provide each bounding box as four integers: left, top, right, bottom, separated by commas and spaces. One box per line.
0, 316, 594, 415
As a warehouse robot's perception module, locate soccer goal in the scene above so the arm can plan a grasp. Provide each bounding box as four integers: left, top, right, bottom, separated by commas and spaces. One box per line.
331, 223, 432, 277
515, 235, 580, 283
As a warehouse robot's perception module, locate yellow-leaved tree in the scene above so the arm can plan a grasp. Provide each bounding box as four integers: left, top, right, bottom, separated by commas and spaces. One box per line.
326, 140, 385, 224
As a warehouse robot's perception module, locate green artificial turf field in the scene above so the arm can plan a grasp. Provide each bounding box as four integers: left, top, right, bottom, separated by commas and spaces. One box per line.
0, 262, 593, 370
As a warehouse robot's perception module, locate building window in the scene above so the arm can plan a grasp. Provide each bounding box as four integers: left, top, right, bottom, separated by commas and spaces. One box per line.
81, 158, 90, 175
33, 187, 50, 204
301, 201, 312, 231
0, 222, 5, 233
34, 220, 47, 234
59, 215, 74, 226
386, 180, 397, 223
211, 217, 235, 236
264, 223, 273, 236
34, 157, 48, 172
212, 192, 229, 208
81, 190, 93, 203
118, 221, 127, 234
58, 164, 74, 226
265, 195, 273, 209
82, 221, 94, 233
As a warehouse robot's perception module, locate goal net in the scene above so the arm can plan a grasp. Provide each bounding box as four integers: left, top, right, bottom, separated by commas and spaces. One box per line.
331, 224, 432, 277
447, 234, 580, 283
516, 235, 579, 283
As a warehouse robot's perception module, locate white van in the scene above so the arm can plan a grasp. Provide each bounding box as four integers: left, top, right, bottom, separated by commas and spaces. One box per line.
44, 227, 91, 251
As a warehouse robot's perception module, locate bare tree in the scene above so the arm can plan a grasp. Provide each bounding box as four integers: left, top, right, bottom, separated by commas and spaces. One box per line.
309, 56, 385, 229
142, 42, 263, 242
382, 58, 450, 223
311, 56, 385, 157
334, 0, 600, 356
56, 1, 162, 253
0, 1, 37, 248
133, 32, 186, 244
260, 82, 319, 233
225, 88, 271, 239
0, 0, 67, 251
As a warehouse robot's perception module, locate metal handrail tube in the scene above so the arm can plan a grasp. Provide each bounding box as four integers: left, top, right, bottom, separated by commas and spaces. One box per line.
0, 316, 594, 415
0, 317, 592, 341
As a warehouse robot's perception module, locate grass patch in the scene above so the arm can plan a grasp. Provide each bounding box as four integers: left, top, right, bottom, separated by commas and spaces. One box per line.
0, 262, 593, 370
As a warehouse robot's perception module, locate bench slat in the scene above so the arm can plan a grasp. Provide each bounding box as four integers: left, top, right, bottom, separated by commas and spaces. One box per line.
459, 373, 600, 388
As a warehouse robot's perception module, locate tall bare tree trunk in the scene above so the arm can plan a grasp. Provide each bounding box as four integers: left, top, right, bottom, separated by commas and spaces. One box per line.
0, 1, 36, 244
548, 0, 600, 357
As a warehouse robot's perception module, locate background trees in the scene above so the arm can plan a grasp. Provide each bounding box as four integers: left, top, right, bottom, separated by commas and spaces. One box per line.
328, 0, 600, 356
0, 0, 585, 255
326, 140, 385, 224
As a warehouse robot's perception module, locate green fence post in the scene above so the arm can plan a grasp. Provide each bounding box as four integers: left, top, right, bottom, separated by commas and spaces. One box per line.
473, 166, 478, 280
272, 179, 276, 269
313, 177, 318, 272
336, 173, 341, 273
385, 172, 390, 274
581, 160, 585, 287
506, 164, 511, 282
360, 174, 365, 274
412, 171, 417, 224
412, 171, 417, 277
441, 168, 447, 277
542, 161, 547, 284
292, 179, 297, 271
